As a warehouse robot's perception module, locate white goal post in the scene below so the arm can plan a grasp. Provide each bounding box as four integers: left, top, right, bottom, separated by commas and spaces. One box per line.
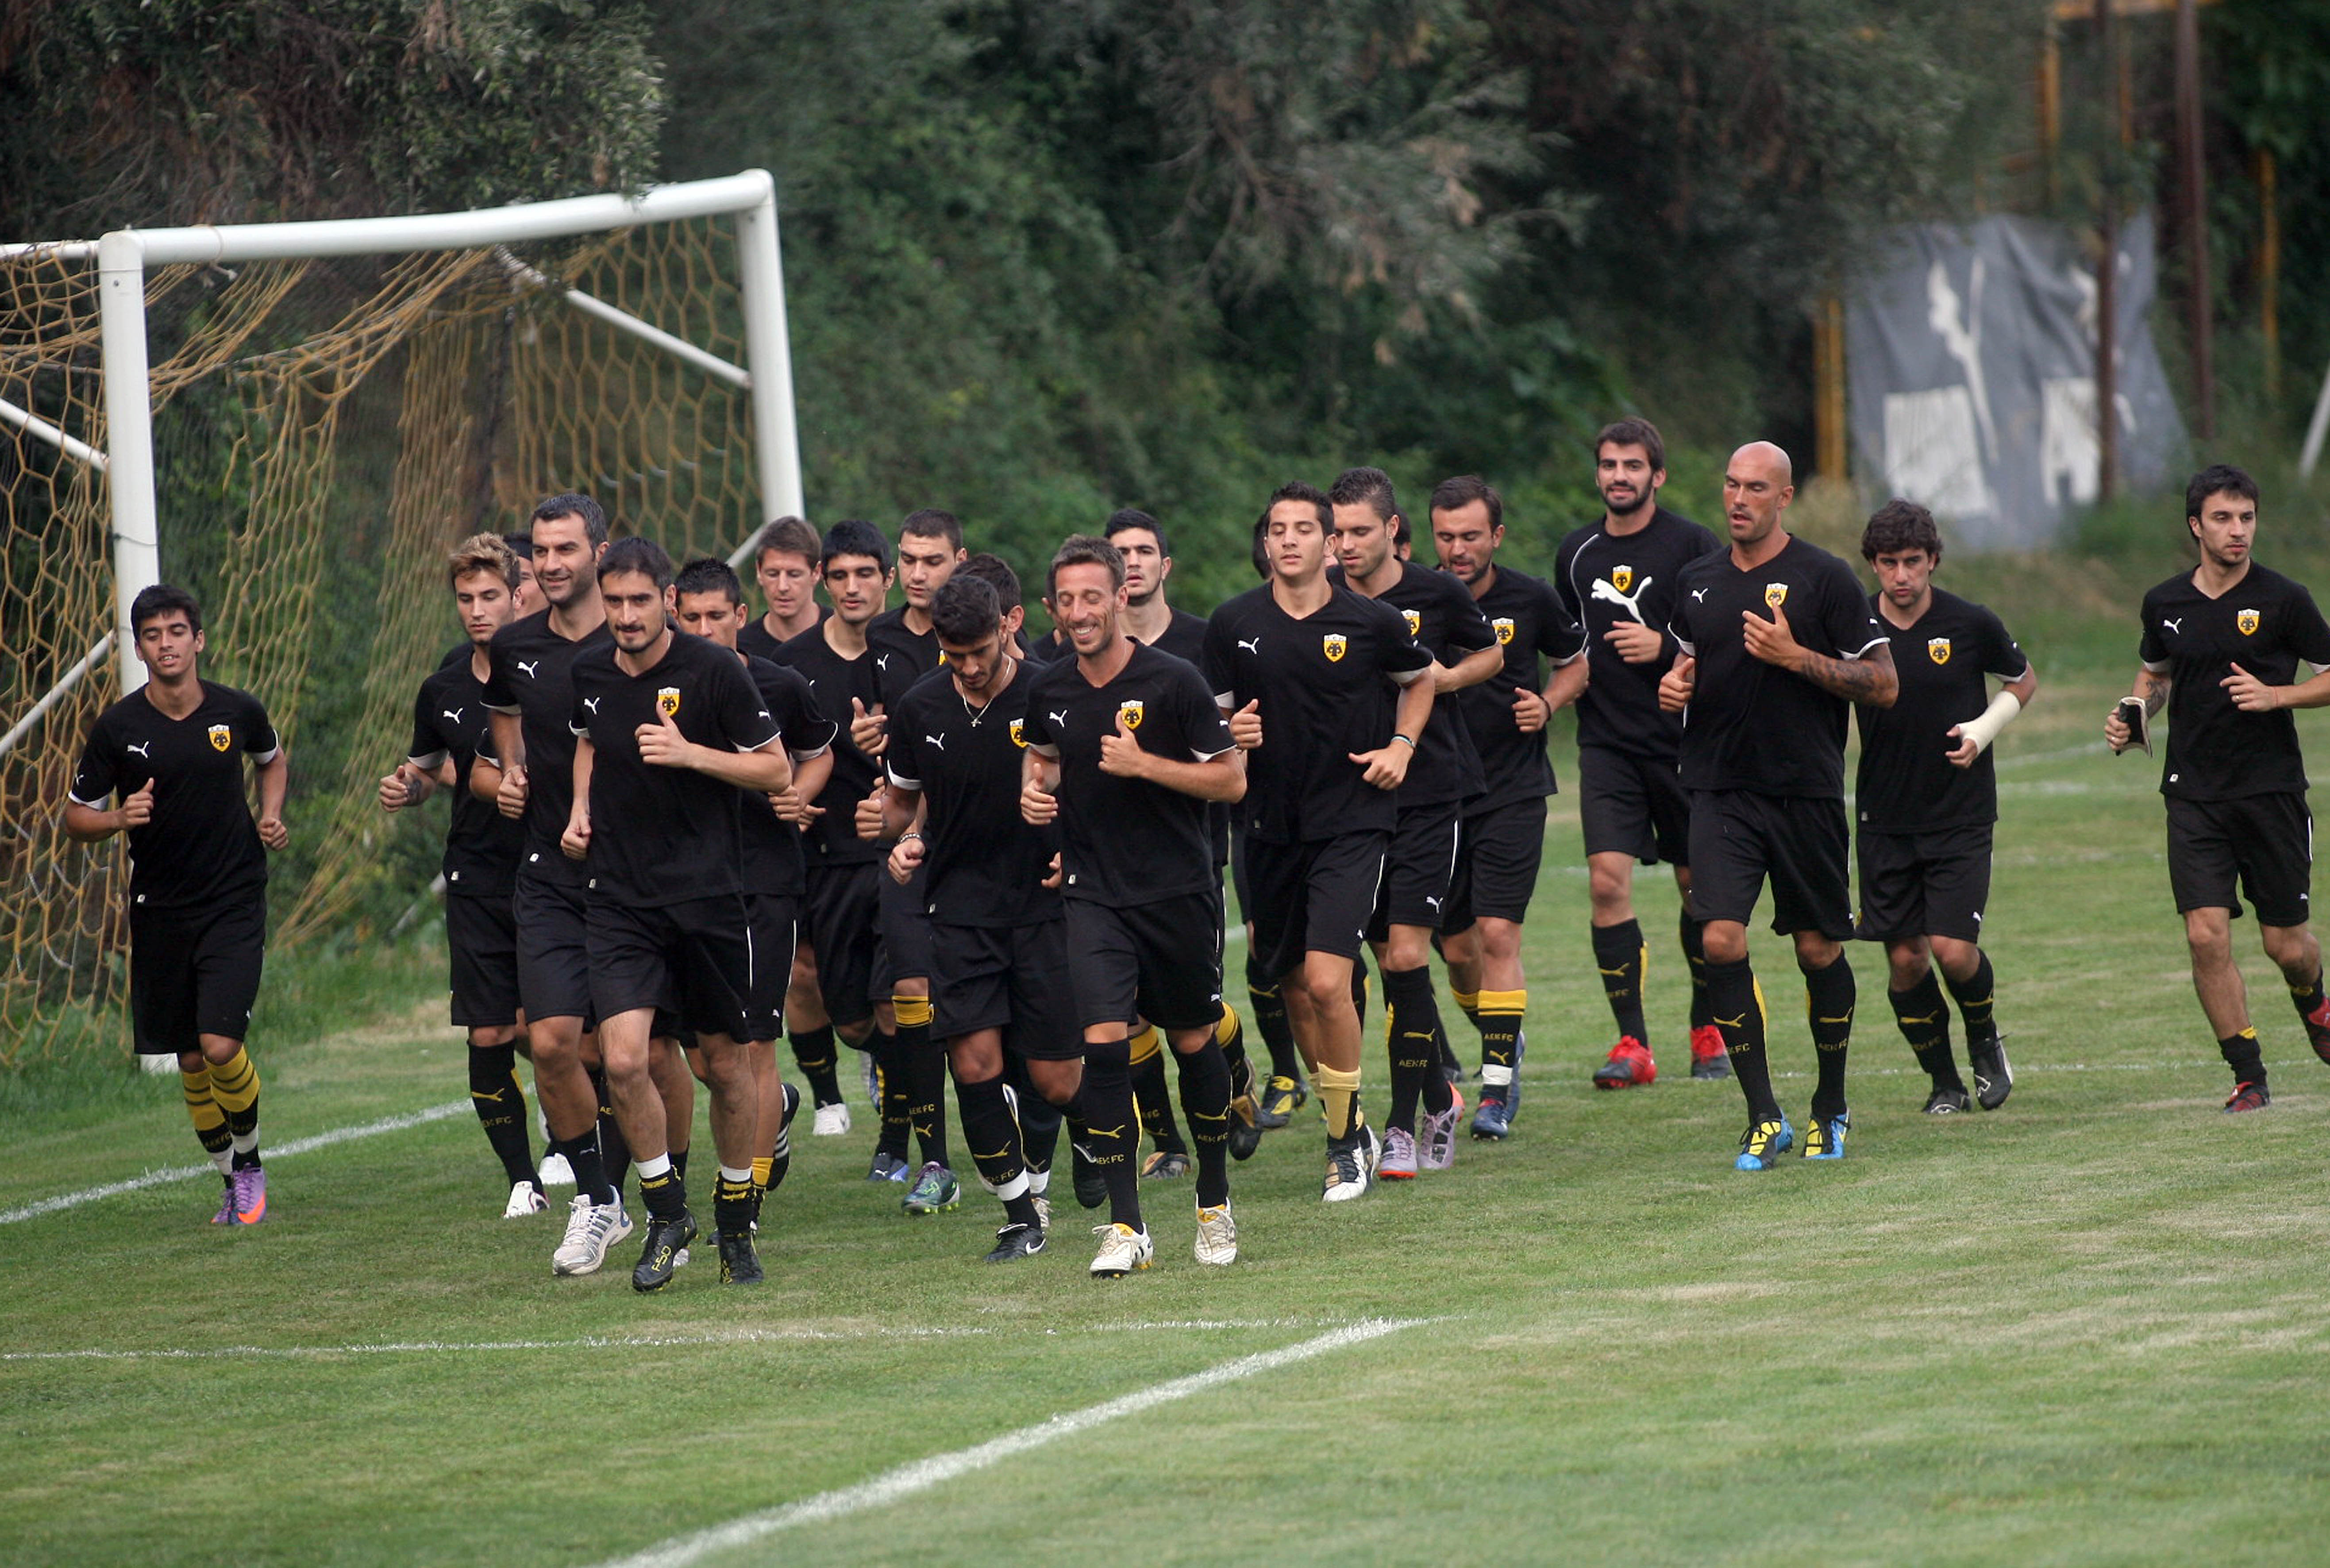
6, 170, 803, 697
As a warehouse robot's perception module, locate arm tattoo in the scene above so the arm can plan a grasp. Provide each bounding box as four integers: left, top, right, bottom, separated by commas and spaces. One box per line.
2137, 668, 2168, 717
1797, 643, 1898, 706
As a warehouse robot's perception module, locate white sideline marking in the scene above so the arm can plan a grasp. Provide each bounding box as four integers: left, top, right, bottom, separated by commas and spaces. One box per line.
595, 1317, 1426, 1568
1, 1316, 1368, 1364
0, 1100, 468, 1227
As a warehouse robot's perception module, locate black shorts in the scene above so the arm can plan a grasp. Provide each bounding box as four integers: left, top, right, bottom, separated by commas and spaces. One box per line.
445, 891, 520, 1029
129, 896, 265, 1055
930, 917, 1084, 1060
802, 861, 882, 1028
513, 873, 595, 1024
1855, 823, 1994, 944
585, 892, 759, 1042
1687, 791, 1853, 940
1065, 890, 1225, 1033
2167, 793, 2313, 927
1245, 831, 1390, 980
1368, 800, 1463, 939
1578, 744, 1692, 866
743, 893, 801, 1042
1444, 797, 1549, 931
872, 861, 935, 994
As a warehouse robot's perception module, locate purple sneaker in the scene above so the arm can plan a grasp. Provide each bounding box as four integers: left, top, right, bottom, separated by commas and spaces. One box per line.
231, 1166, 268, 1225
210, 1179, 238, 1225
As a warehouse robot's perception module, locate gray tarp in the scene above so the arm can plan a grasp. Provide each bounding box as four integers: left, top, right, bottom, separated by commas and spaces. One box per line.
1847, 212, 2185, 549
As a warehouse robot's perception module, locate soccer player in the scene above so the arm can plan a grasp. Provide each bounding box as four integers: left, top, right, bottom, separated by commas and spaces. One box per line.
2106, 464, 2330, 1112
769, 522, 898, 1155
67, 584, 288, 1224
878, 572, 1078, 1261
1856, 501, 2038, 1114
1205, 483, 1436, 1202
504, 532, 544, 618
1660, 442, 1895, 1169
1026, 535, 1246, 1271
739, 515, 825, 658
474, 492, 631, 1275
857, 509, 968, 1213
672, 557, 837, 1209
1327, 466, 1503, 1173
1426, 476, 1591, 1139
1557, 418, 1730, 1089
564, 537, 793, 1289
380, 533, 543, 1215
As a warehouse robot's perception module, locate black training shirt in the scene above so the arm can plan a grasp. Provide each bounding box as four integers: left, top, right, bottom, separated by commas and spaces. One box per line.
1855, 589, 2029, 831
1143, 609, 1229, 867
1332, 561, 1497, 806
1023, 641, 1236, 905
738, 608, 828, 663
72, 680, 280, 913
567, 630, 781, 908
740, 654, 836, 899
1202, 584, 1433, 843
1668, 535, 1887, 799
767, 623, 886, 867
2139, 563, 2330, 802
1556, 507, 1724, 759
408, 658, 526, 898
867, 607, 944, 711
887, 661, 1059, 925
481, 609, 615, 888
1452, 565, 1589, 813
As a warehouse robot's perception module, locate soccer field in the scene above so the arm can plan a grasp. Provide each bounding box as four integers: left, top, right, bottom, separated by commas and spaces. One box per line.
8, 657, 2330, 1566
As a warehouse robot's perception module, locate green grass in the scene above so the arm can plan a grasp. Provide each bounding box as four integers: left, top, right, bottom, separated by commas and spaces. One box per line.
8, 550, 2330, 1565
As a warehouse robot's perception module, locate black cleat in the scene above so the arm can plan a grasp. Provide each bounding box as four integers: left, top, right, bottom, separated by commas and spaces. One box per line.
1228, 1090, 1263, 1161
632, 1210, 698, 1293
768, 1082, 801, 1193
1256, 1074, 1307, 1129
1071, 1143, 1108, 1210
716, 1227, 763, 1284
982, 1221, 1046, 1263
1923, 1085, 1971, 1115
1969, 1040, 2013, 1110
2224, 1080, 2271, 1113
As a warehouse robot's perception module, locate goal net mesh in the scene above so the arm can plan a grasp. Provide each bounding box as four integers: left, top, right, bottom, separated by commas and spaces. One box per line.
0, 219, 762, 1066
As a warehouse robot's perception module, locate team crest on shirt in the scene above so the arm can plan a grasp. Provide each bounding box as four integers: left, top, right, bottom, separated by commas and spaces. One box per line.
1764, 583, 1789, 610
1118, 699, 1145, 731
656, 686, 681, 718
1402, 610, 1422, 636
1493, 617, 1516, 646
1927, 637, 1952, 666
207, 724, 231, 752
1322, 633, 1348, 662
2237, 608, 2261, 636
1009, 718, 1027, 748
1610, 565, 1634, 593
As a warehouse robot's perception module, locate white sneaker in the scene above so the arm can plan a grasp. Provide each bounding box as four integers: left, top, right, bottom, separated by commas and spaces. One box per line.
1194, 1202, 1238, 1265
1322, 1125, 1379, 1203
1379, 1126, 1419, 1180
502, 1179, 549, 1218
1419, 1094, 1462, 1171
551, 1194, 634, 1276
537, 1152, 576, 1188
813, 1102, 852, 1137
1090, 1221, 1155, 1277
1032, 1194, 1053, 1232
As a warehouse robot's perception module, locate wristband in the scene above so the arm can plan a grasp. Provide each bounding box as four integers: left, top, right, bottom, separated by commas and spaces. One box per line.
1956, 690, 2023, 755
899, 831, 924, 843
1391, 733, 1416, 749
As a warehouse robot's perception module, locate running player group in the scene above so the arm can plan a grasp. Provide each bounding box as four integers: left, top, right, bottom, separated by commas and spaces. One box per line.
69, 425, 2330, 1287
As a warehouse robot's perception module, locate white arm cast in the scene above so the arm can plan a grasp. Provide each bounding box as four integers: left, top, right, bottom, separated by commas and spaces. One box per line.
1956, 689, 2023, 755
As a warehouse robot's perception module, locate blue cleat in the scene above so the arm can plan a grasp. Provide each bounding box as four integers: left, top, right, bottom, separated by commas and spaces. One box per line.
1735, 1116, 1795, 1171
1802, 1111, 1849, 1161
1470, 1092, 1514, 1141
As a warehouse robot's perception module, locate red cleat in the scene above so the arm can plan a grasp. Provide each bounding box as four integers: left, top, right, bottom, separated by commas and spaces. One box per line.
1689, 1024, 1733, 1080
1591, 1036, 1657, 1090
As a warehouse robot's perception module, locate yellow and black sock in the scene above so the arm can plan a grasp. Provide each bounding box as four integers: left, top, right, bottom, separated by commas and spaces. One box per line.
469, 1041, 536, 1186
955, 1071, 1036, 1225
1128, 1023, 1185, 1153
870, 1026, 912, 1160
208, 1045, 263, 1168
1315, 1064, 1363, 1141
181, 1064, 233, 1174
589, 1065, 630, 1195
1382, 966, 1443, 1133
1075, 1039, 1142, 1229
1805, 955, 1855, 1121
1888, 970, 1960, 1089
2219, 1026, 2266, 1088
712, 1166, 754, 1236
1679, 906, 1713, 1030
893, 994, 949, 1169
1705, 958, 1778, 1121
1942, 952, 1999, 1049
788, 1023, 843, 1108
1215, 1006, 1255, 1101
1247, 952, 1302, 1079
1173, 1040, 1233, 1208
1591, 919, 1649, 1043
1476, 989, 1526, 1102
635, 1152, 686, 1221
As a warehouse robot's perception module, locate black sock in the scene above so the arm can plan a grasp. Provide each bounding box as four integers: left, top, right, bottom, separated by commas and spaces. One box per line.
637, 1158, 686, 1221
1076, 1040, 1142, 1230
954, 1071, 1030, 1207
469, 1043, 537, 1186
1217, 1009, 1256, 1101
1131, 1039, 1186, 1153
1592, 918, 1649, 1043
1382, 965, 1442, 1133
713, 1170, 754, 1236
671, 1145, 689, 1186
2291, 967, 2329, 1029
871, 1029, 911, 1159
558, 1133, 616, 1207
1680, 906, 1713, 1029
1889, 970, 1961, 1090
1248, 955, 1302, 1079
1805, 953, 1856, 1121
900, 1018, 950, 1168
1174, 1041, 1233, 1209
2220, 1027, 2266, 1088
1706, 957, 1778, 1121
589, 1067, 631, 1196
1013, 1067, 1063, 1177
1351, 953, 1370, 1035
789, 1024, 844, 1107
1943, 952, 1999, 1049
